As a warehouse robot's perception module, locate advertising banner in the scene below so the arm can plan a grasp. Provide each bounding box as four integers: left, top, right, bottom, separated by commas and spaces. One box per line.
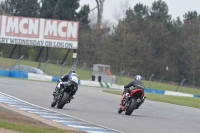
0, 15, 79, 49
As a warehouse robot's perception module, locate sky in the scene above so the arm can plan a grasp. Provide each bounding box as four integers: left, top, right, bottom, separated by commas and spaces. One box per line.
1, 0, 200, 23
79, 0, 200, 23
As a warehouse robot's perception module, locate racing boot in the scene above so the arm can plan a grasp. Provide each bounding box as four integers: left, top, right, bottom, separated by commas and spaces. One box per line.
69, 95, 75, 100
69, 90, 77, 100
66, 95, 75, 103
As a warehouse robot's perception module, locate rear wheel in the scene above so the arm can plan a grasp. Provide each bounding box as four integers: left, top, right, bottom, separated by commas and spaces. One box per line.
125, 98, 137, 115
57, 92, 69, 109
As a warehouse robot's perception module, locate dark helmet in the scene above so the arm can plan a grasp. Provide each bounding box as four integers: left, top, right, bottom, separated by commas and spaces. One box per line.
134, 75, 142, 81
69, 70, 76, 74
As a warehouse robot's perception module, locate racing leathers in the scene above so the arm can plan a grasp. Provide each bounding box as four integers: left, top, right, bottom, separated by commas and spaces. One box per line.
53, 73, 78, 99
121, 80, 145, 109
124, 80, 145, 94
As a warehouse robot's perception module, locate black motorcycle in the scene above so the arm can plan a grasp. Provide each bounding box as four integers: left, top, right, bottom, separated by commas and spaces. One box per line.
51, 81, 77, 109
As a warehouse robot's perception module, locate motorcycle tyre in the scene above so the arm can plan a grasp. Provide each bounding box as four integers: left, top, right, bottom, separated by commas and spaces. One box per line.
57, 92, 69, 109
125, 98, 137, 115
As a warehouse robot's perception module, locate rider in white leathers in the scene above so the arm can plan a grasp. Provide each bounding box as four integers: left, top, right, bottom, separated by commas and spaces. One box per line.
53, 70, 78, 100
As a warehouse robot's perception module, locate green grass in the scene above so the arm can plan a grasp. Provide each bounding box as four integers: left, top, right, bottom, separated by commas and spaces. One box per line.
1, 57, 200, 95
0, 121, 67, 133
0, 57, 91, 80
103, 89, 200, 109
115, 76, 200, 95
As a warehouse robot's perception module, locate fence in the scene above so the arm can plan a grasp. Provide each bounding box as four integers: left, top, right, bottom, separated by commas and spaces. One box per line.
1, 57, 200, 90
0, 57, 92, 80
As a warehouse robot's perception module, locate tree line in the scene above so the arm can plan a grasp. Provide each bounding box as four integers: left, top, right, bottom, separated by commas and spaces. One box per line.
1, 0, 200, 86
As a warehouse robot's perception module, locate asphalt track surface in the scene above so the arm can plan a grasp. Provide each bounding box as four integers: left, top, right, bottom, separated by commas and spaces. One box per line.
0, 78, 200, 133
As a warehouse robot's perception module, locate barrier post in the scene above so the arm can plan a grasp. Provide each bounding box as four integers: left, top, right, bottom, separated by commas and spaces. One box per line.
92, 75, 95, 81
98, 76, 102, 82
60, 62, 66, 77
0, 50, 3, 57
44, 59, 50, 73
10, 55, 24, 70
148, 74, 154, 89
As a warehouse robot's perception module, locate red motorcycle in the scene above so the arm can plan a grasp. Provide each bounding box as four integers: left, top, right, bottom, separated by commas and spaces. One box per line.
118, 85, 146, 115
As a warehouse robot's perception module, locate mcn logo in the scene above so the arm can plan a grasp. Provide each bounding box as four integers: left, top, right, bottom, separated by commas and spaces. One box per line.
44, 20, 79, 41
6, 16, 40, 38
1, 16, 79, 44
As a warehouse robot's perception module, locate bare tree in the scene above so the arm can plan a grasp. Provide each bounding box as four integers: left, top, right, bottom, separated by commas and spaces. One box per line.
112, 0, 131, 22
95, 0, 105, 30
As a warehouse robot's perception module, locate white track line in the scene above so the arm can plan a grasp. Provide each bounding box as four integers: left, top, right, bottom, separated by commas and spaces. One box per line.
0, 92, 125, 133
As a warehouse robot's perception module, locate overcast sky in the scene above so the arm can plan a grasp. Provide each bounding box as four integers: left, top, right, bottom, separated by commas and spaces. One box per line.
1, 0, 200, 23
80, 0, 200, 23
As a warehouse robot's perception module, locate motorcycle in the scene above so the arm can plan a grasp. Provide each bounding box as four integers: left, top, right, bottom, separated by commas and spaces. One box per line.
118, 85, 146, 115
51, 81, 77, 109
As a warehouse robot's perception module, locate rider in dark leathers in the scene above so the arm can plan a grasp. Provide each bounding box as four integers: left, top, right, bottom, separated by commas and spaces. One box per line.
121, 75, 145, 109
124, 76, 145, 95
53, 70, 78, 100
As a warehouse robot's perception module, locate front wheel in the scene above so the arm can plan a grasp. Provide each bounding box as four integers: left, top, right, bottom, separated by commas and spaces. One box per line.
125, 98, 137, 115
57, 92, 69, 109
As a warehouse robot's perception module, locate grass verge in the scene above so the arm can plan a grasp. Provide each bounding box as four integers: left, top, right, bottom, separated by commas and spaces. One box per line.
1, 57, 200, 95
103, 89, 200, 109
0, 57, 91, 80
118, 77, 200, 95
0, 121, 67, 133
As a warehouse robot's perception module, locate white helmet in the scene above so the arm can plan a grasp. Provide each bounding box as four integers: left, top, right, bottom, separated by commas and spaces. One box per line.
134, 75, 142, 81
